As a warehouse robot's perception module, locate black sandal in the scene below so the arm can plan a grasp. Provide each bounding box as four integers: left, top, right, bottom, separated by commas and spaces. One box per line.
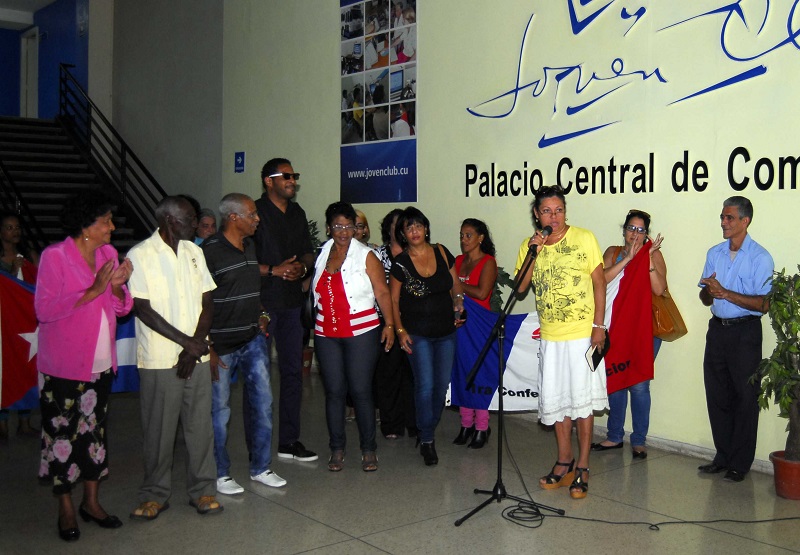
569, 467, 589, 499
539, 459, 575, 490
328, 450, 345, 472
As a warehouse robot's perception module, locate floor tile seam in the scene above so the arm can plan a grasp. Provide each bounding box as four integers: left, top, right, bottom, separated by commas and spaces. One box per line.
291, 538, 393, 555
563, 494, 800, 550
356, 506, 499, 540
686, 522, 800, 552
240, 486, 376, 543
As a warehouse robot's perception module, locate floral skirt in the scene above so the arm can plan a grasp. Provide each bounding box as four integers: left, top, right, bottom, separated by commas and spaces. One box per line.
38, 370, 112, 494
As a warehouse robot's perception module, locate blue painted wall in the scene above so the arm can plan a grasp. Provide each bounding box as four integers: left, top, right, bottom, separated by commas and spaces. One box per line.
34, 0, 88, 118
0, 29, 21, 116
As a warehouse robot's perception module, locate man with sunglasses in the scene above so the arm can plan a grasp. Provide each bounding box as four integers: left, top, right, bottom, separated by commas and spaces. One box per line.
252, 158, 318, 462
698, 196, 773, 483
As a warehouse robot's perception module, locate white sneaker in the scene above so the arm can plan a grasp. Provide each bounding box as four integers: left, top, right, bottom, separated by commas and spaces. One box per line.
216, 476, 244, 495
250, 469, 287, 488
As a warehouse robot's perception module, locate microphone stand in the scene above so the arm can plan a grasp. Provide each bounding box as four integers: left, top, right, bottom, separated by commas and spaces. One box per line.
454, 239, 564, 527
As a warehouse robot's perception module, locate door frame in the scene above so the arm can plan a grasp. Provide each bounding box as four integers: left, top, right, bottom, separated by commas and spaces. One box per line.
20, 27, 39, 118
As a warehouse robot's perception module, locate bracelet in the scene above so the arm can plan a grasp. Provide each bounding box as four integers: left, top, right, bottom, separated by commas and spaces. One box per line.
396, 328, 406, 335
592, 323, 607, 330
454, 293, 464, 300
268, 265, 273, 277
385, 324, 394, 328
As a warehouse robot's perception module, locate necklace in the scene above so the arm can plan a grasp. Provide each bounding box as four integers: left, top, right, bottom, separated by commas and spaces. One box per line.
409, 245, 435, 277
545, 226, 568, 245
326, 244, 349, 274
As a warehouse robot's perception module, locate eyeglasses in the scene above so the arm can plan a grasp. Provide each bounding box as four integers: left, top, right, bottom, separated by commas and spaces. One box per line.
268, 172, 300, 180
355, 223, 367, 230
624, 225, 647, 234
236, 212, 259, 220
331, 224, 356, 233
538, 207, 565, 216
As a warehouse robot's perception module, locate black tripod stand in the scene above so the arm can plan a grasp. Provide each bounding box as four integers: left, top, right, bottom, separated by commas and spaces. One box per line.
454, 242, 564, 526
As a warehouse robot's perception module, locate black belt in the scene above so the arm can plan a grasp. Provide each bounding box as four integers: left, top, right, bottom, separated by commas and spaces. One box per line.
712, 315, 760, 326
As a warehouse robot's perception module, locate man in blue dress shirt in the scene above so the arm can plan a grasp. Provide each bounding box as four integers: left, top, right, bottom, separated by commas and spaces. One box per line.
698, 196, 773, 483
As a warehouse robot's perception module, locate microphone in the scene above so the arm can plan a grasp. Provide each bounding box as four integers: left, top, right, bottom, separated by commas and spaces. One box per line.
529, 226, 552, 258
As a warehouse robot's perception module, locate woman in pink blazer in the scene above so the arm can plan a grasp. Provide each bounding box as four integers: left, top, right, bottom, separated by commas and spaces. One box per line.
35, 197, 133, 542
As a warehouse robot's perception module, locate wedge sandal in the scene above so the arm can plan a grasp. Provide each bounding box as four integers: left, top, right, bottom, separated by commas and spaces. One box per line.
539, 459, 575, 490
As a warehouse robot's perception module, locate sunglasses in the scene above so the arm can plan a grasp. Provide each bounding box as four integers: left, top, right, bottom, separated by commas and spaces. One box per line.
627, 209, 651, 219
268, 172, 300, 180
538, 185, 565, 195
624, 225, 647, 234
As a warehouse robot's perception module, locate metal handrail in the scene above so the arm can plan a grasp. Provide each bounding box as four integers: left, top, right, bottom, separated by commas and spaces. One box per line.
58, 63, 167, 232
0, 158, 47, 253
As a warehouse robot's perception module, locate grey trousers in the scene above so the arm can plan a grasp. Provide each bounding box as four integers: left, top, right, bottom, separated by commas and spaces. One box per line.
137, 362, 216, 504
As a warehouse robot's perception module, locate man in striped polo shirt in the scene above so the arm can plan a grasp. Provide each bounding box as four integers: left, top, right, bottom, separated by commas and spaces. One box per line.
202, 193, 286, 494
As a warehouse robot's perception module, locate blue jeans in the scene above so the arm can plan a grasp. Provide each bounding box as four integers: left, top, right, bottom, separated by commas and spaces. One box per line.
213, 333, 273, 478
606, 338, 661, 447
315, 328, 381, 453
406, 332, 457, 443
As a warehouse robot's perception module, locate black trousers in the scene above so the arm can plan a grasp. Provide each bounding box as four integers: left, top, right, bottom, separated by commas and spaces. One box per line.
703, 317, 762, 474
373, 340, 417, 437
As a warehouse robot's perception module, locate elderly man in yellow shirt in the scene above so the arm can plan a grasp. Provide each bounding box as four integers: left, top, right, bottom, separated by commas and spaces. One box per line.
127, 196, 221, 520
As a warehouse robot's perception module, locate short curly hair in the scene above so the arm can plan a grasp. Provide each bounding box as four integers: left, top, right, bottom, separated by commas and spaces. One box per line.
61, 196, 115, 238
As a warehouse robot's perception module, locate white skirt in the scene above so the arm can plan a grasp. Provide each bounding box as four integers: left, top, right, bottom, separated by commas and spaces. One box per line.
538, 337, 609, 425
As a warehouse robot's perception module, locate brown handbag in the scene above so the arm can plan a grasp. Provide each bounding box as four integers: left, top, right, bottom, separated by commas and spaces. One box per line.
652, 289, 687, 341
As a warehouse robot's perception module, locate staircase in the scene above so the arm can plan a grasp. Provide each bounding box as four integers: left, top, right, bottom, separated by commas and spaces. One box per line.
0, 116, 139, 252
0, 64, 168, 255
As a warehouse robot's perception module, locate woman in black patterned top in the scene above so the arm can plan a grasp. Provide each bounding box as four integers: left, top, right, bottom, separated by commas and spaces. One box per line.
390, 207, 465, 466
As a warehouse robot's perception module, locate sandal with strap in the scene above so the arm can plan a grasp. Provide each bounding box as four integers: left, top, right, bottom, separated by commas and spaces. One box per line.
189, 496, 223, 515
129, 501, 169, 521
569, 467, 589, 499
361, 451, 378, 472
539, 459, 575, 490
328, 450, 345, 472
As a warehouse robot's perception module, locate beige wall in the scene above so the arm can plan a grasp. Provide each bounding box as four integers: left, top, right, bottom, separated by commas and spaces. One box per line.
88, 0, 114, 118
221, 0, 798, 464
112, 0, 223, 210
222, 0, 341, 217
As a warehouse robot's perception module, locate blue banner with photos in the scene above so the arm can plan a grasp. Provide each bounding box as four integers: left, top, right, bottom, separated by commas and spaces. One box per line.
340, 0, 418, 203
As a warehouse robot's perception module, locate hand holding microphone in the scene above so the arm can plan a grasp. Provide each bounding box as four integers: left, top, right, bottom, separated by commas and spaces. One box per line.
527, 225, 553, 258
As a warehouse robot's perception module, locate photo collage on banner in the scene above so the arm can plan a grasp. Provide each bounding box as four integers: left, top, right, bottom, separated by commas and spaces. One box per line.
340, 0, 417, 203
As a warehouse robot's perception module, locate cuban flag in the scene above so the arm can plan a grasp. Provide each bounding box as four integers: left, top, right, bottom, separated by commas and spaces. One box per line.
0, 271, 140, 407
0, 272, 39, 410
451, 296, 541, 412
604, 244, 654, 394
112, 313, 139, 393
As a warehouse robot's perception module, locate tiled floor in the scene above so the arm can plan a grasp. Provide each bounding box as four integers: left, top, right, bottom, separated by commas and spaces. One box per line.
3, 369, 799, 554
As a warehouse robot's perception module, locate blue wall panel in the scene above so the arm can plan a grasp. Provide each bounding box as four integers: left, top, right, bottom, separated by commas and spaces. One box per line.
0, 29, 21, 116
34, 0, 88, 119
